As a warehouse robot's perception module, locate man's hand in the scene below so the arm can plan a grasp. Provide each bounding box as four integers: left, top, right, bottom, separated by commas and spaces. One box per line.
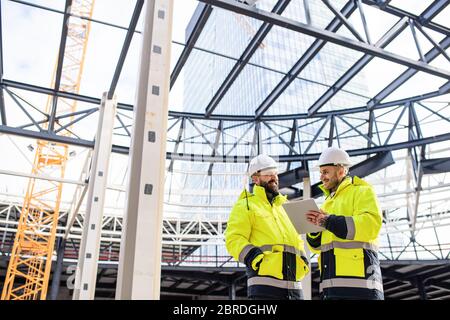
251, 253, 264, 271
306, 209, 329, 227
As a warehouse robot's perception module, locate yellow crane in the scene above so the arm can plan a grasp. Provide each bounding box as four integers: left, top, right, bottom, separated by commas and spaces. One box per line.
1, 0, 95, 300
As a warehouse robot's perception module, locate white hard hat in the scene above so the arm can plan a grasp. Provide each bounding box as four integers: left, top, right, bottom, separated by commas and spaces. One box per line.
317, 147, 352, 167
248, 154, 278, 176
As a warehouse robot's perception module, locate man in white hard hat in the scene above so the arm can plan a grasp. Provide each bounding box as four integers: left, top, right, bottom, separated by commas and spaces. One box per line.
305, 146, 384, 300
225, 154, 309, 299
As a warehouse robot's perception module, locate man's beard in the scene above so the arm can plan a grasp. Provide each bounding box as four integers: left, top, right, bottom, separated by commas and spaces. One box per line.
260, 179, 279, 195
323, 174, 344, 192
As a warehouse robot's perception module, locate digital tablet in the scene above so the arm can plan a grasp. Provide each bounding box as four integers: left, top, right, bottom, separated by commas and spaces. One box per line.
282, 198, 325, 234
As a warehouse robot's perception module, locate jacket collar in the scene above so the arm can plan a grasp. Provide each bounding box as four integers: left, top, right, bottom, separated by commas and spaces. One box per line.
319, 176, 351, 198
238, 185, 287, 206
319, 175, 368, 198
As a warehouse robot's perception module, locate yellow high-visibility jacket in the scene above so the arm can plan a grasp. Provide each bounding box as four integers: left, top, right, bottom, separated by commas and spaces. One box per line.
307, 176, 384, 300
225, 185, 309, 299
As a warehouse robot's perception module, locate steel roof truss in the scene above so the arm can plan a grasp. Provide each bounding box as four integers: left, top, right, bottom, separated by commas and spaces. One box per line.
254, 0, 357, 119
204, 0, 291, 117
308, 16, 409, 115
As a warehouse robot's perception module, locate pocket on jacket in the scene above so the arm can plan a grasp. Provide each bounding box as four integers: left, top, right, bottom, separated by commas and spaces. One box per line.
334, 248, 365, 277
258, 252, 283, 279
295, 255, 309, 281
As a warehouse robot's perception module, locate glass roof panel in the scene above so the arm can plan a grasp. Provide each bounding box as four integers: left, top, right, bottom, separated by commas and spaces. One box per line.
194, 7, 263, 60
248, 24, 316, 74
353, 57, 408, 97
318, 89, 369, 112
213, 63, 284, 115
354, 2, 399, 45
383, 71, 448, 103
264, 77, 327, 115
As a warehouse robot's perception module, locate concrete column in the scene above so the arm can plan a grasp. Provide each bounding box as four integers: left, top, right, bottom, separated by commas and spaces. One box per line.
73, 92, 117, 300
301, 177, 312, 300
115, 0, 174, 300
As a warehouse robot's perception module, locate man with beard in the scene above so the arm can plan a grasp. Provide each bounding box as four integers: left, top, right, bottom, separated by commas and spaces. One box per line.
225, 154, 309, 300
305, 147, 384, 300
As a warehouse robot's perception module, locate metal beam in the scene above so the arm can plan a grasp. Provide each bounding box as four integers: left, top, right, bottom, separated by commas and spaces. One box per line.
362, 0, 450, 35
278, 166, 308, 189
168, 117, 186, 172
367, 35, 450, 109
356, 0, 372, 43
54, 108, 97, 134
251, 121, 262, 155
286, 119, 298, 171
294, 151, 396, 199
1, 79, 134, 111
161, 270, 231, 284
48, 0, 72, 133
421, 158, 450, 174
170, 3, 212, 89
413, 20, 450, 63
4, 88, 43, 131
9, 0, 141, 34
254, 0, 357, 119
107, 0, 144, 99
303, 116, 330, 154
199, 1, 450, 87
322, 0, 365, 42
308, 16, 408, 115
225, 121, 254, 156
2, 78, 447, 122
207, 120, 223, 175
349, 151, 395, 178
384, 105, 408, 145
328, 115, 335, 147
409, 19, 425, 62
2, 124, 449, 162
367, 110, 375, 149
420, 0, 449, 24
264, 122, 299, 155
336, 114, 377, 146
115, 114, 131, 137
204, 0, 291, 117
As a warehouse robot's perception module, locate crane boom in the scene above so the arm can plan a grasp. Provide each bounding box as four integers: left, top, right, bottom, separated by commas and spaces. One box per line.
1, 0, 95, 300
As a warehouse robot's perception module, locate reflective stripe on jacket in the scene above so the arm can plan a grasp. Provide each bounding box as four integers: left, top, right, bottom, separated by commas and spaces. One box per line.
225, 185, 309, 299
306, 176, 384, 300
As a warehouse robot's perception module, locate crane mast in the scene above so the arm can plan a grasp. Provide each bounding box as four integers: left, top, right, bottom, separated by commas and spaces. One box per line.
1, 0, 95, 300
